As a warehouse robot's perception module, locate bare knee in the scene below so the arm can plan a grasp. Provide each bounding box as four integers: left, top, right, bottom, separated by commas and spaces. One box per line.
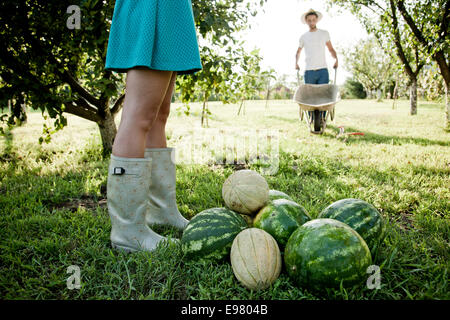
121, 101, 160, 132
155, 102, 171, 124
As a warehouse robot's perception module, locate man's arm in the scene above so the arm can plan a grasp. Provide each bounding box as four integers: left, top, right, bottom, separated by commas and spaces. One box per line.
295, 47, 302, 70
326, 41, 338, 69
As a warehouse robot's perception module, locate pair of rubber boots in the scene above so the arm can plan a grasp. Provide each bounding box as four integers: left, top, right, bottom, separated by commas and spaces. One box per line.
106, 147, 188, 252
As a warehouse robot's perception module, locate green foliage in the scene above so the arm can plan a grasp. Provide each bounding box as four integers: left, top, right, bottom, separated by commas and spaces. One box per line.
394, 0, 449, 57
258, 68, 277, 101
0, 0, 121, 140
341, 37, 397, 99
177, 1, 269, 123
341, 79, 367, 99
328, 0, 449, 122
418, 63, 446, 102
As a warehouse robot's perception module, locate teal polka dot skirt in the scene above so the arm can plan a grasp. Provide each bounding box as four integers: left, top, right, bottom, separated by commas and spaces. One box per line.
105, 0, 202, 75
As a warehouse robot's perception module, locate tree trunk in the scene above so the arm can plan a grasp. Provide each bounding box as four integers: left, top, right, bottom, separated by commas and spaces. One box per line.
237, 98, 244, 115
376, 88, 383, 102
362, 86, 370, 99
98, 110, 117, 156
206, 101, 209, 127
445, 81, 450, 130
392, 77, 398, 109
410, 77, 418, 115
201, 95, 209, 127
265, 82, 271, 109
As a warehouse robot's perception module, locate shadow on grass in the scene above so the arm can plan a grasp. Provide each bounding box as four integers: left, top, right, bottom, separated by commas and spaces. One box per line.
0, 127, 17, 166
325, 124, 450, 147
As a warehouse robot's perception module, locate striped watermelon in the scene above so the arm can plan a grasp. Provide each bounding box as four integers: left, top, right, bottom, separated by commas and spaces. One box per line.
253, 199, 311, 247
269, 189, 293, 201
181, 207, 247, 261
318, 198, 384, 252
284, 218, 372, 289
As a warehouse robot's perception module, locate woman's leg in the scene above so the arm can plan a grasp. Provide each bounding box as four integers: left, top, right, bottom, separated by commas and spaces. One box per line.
107, 68, 176, 252
144, 71, 177, 148
112, 68, 174, 158
142, 71, 189, 229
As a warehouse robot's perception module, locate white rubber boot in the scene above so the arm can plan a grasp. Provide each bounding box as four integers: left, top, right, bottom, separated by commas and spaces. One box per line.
144, 147, 189, 230
107, 153, 176, 252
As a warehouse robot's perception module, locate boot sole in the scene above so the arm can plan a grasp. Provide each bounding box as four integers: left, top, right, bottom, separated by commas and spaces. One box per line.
111, 242, 138, 253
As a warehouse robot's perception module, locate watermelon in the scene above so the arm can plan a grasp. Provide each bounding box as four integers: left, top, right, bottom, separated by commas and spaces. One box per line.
284, 218, 372, 289
181, 207, 247, 261
253, 198, 311, 247
269, 189, 293, 201
318, 198, 384, 252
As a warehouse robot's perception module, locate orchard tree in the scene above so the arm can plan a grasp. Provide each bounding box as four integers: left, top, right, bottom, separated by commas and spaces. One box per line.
0, 0, 119, 150
418, 63, 446, 102
328, 0, 449, 124
342, 37, 396, 100
329, 0, 426, 114
341, 78, 367, 99
385, 0, 425, 114
235, 48, 264, 116
261, 68, 277, 109
395, 0, 450, 128
175, 44, 266, 126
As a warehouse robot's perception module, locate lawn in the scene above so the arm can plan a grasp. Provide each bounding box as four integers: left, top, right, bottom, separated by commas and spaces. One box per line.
0, 98, 448, 299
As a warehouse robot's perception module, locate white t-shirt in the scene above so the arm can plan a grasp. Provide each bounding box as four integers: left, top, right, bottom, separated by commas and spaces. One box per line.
298, 29, 330, 70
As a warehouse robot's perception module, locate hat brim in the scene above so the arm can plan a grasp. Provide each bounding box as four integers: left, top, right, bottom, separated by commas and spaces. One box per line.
301, 10, 323, 24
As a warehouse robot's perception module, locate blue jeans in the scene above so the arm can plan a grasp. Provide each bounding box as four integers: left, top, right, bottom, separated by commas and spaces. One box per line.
304, 68, 329, 122
304, 68, 329, 84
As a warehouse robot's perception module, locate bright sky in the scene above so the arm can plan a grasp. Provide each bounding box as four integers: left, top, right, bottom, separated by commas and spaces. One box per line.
239, 0, 369, 85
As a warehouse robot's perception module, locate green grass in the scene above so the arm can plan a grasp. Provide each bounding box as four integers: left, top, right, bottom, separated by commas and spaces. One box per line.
0, 99, 448, 299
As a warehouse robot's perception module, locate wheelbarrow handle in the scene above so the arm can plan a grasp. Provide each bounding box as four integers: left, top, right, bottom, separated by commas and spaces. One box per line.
334, 67, 338, 85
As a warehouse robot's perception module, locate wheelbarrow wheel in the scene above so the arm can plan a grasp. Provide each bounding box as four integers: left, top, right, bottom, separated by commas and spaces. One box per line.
313, 110, 321, 132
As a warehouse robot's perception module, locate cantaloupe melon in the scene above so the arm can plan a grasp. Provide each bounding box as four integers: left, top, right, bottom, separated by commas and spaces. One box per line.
230, 228, 282, 291
222, 169, 269, 215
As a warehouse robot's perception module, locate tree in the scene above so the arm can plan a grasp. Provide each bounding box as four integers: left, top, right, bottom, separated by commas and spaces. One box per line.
0, 0, 120, 151
418, 63, 446, 102
341, 78, 367, 99
342, 37, 396, 100
329, 0, 426, 115
395, 0, 450, 128
329, 0, 449, 123
0, 0, 268, 154
385, 0, 425, 114
235, 49, 264, 116
175, 44, 266, 126
255, 67, 276, 109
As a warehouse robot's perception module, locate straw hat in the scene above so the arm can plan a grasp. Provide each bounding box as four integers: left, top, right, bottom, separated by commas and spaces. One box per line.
301, 8, 323, 24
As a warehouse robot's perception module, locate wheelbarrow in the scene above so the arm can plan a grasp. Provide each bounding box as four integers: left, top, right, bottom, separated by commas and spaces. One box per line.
292, 67, 341, 134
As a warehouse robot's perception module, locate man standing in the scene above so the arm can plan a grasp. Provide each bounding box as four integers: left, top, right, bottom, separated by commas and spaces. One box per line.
295, 9, 338, 121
